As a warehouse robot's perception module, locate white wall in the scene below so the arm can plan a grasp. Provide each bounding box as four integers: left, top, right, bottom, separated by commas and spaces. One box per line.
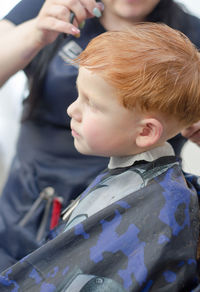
0, 0, 26, 190
0, 0, 21, 19
176, 0, 200, 17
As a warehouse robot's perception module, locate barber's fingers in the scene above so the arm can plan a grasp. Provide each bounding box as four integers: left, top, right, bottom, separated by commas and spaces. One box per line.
37, 15, 80, 36
45, 2, 86, 25
181, 120, 200, 146
44, 0, 103, 23
79, 0, 104, 17
38, 4, 79, 30
181, 121, 200, 138
35, 2, 78, 44
35, 0, 103, 44
188, 131, 200, 146
52, 0, 103, 19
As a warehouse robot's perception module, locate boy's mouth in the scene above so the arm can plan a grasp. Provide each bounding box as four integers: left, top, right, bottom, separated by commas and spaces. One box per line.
71, 128, 80, 138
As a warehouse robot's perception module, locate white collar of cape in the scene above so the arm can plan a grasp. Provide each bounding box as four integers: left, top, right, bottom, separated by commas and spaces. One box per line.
108, 142, 175, 169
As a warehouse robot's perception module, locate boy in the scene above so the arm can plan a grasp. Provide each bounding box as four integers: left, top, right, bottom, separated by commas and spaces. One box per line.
1, 23, 200, 291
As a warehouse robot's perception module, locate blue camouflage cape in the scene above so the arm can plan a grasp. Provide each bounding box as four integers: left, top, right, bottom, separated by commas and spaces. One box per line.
0, 156, 200, 292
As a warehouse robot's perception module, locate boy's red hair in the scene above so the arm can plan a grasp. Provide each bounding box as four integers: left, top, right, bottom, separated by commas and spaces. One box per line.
77, 23, 200, 127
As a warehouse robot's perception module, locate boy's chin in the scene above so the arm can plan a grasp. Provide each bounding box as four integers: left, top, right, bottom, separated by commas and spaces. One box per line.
74, 145, 106, 157
74, 141, 110, 157
74, 144, 93, 156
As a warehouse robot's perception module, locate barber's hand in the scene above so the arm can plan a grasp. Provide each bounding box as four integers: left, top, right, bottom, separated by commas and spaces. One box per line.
33, 0, 103, 46
181, 120, 200, 146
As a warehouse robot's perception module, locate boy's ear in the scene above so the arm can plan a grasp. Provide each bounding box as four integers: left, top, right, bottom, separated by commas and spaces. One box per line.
136, 118, 163, 148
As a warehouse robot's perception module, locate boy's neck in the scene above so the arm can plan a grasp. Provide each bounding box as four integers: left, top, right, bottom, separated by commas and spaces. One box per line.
108, 142, 175, 169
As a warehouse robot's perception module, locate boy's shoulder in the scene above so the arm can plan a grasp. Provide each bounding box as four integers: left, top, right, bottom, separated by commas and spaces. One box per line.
104, 155, 179, 191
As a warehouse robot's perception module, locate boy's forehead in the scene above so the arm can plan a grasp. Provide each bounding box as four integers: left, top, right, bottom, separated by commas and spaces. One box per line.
77, 67, 108, 85
78, 66, 91, 77
77, 67, 88, 85
77, 67, 98, 88
78, 67, 114, 91
76, 67, 98, 95
76, 67, 120, 102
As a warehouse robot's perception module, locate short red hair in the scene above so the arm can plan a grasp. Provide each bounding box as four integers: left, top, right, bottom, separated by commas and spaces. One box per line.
77, 23, 200, 127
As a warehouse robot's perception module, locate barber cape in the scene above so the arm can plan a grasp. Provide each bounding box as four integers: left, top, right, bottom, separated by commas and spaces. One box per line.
0, 149, 200, 291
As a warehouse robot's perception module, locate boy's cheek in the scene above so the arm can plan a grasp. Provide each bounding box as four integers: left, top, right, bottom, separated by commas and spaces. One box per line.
83, 126, 102, 149
83, 120, 100, 136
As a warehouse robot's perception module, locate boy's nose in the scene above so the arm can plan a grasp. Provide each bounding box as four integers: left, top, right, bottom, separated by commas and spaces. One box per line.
67, 100, 82, 122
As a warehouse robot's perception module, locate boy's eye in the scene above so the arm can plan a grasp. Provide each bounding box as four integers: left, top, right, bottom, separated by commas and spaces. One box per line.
85, 97, 93, 107
82, 94, 99, 111
87, 99, 98, 111
85, 96, 90, 104
88, 100, 93, 107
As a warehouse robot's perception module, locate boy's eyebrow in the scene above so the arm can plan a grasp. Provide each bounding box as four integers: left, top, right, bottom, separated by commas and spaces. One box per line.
76, 80, 90, 99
